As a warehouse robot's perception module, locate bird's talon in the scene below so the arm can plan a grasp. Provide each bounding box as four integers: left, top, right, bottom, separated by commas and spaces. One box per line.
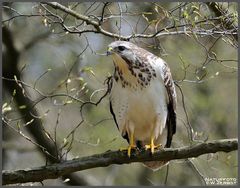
120, 145, 136, 157
145, 143, 162, 154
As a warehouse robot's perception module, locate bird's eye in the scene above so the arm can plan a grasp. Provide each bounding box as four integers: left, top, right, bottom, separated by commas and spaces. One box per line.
118, 46, 126, 51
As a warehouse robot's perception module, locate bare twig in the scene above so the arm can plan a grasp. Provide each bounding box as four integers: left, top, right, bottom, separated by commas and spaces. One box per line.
186, 159, 206, 185
206, 2, 238, 41
41, 2, 238, 41
2, 23, 95, 186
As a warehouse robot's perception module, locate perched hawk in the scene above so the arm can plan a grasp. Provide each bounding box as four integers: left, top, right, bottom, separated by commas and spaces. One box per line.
107, 41, 177, 170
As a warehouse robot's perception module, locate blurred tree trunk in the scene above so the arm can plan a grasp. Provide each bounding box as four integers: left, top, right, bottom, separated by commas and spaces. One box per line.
2, 26, 90, 186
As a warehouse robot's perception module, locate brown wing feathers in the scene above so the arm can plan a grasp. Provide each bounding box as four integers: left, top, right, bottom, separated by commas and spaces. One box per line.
162, 63, 177, 148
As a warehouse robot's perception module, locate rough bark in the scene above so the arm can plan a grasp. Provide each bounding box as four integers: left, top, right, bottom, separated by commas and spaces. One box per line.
2, 138, 238, 185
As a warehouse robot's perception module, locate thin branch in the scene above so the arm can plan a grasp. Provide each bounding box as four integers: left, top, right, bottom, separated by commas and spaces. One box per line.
2, 22, 93, 186
100, 2, 110, 23
206, 2, 238, 41
164, 165, 170, 185
42, 2, 99, 27
186, 159, 206, 185
41, 2, 238, 41
3, 138, 237, 185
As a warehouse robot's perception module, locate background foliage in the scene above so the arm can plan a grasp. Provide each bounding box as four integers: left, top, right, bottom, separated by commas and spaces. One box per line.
2, 2, 238, 186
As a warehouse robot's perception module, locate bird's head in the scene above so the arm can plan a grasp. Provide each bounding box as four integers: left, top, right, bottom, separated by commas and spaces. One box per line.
107, 41, 133, 55
107, 41, 139, 68
106, 41, 157, 88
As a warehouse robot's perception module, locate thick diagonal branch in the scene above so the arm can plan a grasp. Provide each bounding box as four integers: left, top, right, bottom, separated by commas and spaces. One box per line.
3, 138, 237, 185
42, 2, 126, 40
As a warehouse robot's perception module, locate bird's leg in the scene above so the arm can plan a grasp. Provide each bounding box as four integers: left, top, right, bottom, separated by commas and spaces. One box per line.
127, 132, 136, 157
145, 136, 162, 154
120, 132, 136, 157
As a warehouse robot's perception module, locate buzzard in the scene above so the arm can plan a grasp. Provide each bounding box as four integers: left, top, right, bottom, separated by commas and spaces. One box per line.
107, 41, 177, 170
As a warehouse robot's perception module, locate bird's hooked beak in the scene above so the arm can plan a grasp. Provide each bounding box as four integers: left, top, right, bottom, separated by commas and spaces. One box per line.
106, 47, 113, 56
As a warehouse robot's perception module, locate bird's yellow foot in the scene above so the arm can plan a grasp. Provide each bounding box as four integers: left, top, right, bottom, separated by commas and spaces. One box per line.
120, 144, 137, 157
145, 138, 162, 154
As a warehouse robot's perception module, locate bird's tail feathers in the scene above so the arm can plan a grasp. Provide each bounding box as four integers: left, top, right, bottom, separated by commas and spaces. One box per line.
142, 161, 169, 171
138, 138, 169, 171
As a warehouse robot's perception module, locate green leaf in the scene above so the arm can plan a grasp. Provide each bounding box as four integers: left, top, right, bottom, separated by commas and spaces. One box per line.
183, 10, 189, 19
2, 103, 12, 114
82, 67, 95, 76
19, 105, 27, 109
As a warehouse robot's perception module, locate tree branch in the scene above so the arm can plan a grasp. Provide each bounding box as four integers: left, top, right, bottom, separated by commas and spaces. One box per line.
42, 2, 237, 41
206, 2, 238, 41
43, 2, 99, 27
3, 138, 237, 185
2, 26, 92, 186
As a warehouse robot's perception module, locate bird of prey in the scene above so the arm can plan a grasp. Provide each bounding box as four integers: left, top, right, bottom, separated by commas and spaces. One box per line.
107, 41, 177, 170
